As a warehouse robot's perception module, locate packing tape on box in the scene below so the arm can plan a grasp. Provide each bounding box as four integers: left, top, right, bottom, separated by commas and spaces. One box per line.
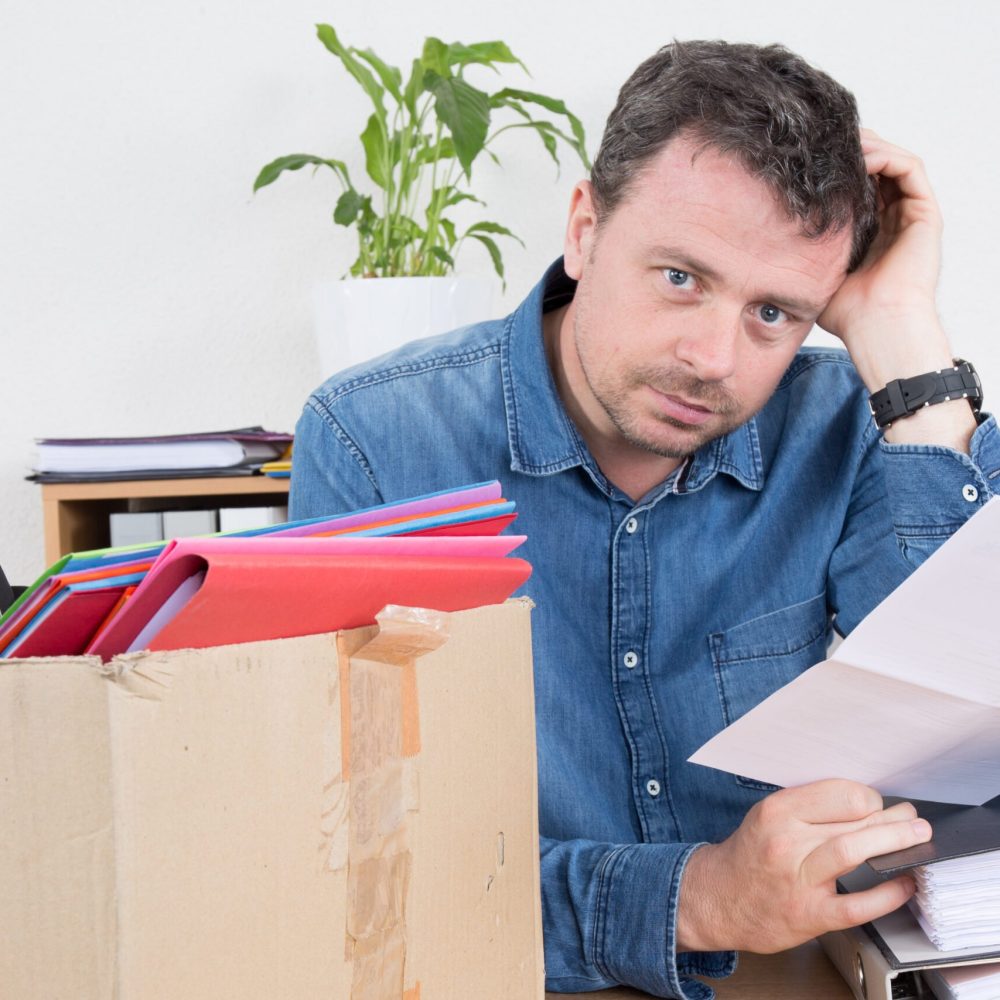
344, 606, 449, 1000
336, 608, 448, 783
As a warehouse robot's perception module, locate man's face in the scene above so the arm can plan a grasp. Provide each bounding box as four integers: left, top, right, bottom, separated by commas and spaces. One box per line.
562, 136, 853, 462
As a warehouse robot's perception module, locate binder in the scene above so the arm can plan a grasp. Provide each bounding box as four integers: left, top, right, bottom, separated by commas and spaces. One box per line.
867, 797, 1000, 875
821, 865, 1000, 1000
94, 550, 532, 657
87, 533, 527, 658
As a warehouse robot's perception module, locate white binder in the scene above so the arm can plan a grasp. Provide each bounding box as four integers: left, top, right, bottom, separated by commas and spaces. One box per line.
821, 867, 1000, 1000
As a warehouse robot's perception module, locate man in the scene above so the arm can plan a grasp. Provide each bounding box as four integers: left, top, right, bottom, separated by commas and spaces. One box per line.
291, 41, 998, 999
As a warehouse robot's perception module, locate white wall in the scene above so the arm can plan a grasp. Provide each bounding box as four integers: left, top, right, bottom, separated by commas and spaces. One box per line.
3, 0, 999, 583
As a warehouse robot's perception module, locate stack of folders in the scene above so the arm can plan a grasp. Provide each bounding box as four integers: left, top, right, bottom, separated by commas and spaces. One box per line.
0, 481, 530, 661
29, 427, 293, 481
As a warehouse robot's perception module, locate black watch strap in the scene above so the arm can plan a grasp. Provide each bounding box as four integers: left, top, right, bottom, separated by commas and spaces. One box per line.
868, 359, 983, 429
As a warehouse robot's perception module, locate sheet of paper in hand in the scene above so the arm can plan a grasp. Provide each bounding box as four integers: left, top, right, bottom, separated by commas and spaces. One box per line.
689, 496, 1000, 806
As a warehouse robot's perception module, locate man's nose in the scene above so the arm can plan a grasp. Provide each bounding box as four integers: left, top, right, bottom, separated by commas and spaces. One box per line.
672, 306, 740, 383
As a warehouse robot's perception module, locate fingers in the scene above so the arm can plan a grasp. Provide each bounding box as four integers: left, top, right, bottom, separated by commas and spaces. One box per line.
761, 779, 883, 824
819, 800, 919, 839
820, 874, 917, 931
858, 128, 940, 213
803, 816, 933, 885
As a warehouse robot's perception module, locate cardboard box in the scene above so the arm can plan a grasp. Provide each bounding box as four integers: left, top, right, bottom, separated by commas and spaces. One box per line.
1, 599, 542, 1000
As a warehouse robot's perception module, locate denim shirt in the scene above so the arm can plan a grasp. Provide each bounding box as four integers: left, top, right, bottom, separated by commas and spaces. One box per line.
291, 260, 1000, 1000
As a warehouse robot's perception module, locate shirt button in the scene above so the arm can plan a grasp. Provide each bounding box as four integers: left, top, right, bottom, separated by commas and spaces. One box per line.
646, 779, 661, 797
962, 484, 979, 502
625, 516, 639, 534
623, 651, 639, 669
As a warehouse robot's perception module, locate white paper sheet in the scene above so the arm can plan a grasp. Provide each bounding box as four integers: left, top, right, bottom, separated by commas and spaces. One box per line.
690, 496, 1000, 806
912, 853, 1000, 951
925, 961, 1000, 1000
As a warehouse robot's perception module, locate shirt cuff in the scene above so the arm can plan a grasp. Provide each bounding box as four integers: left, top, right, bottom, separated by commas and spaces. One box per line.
880, 412, 1000, 538
593, 841, 737, 1000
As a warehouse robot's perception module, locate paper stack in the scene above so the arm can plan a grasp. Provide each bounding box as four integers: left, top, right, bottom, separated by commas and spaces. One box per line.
924, 962, 1000, 1000
911, 853, 1000, 951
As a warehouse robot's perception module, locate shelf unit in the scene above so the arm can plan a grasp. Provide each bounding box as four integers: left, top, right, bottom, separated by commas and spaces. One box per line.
40, 476, 291, 564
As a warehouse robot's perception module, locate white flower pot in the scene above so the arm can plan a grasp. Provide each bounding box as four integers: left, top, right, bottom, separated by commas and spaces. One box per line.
313, 275, 494, 378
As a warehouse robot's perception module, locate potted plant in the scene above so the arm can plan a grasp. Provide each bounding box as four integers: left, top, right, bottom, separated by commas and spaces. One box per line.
254, 25, 590, 375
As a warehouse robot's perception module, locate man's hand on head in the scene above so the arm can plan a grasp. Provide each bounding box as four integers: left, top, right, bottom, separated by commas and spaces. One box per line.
818, 130, 977, 452
675, 779, 931, 954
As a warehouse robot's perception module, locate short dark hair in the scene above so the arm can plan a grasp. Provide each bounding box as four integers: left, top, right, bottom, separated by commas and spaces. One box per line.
591, 40, 877, 270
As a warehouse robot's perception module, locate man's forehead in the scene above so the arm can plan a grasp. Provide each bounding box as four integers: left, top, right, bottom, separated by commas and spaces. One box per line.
627, 137, 815, 236
620, 137, 853, 293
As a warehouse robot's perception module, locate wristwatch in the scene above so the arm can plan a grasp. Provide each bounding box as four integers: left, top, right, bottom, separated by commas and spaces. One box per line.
868, 359, 983, 429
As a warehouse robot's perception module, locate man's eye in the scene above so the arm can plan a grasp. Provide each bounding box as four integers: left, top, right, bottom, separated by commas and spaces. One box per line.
758, 303, 787, 325
665, 268, 693, 288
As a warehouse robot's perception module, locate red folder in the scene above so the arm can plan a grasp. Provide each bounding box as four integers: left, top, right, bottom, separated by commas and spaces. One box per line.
10, 588, 129, 658
0, 560, 153, 658
91, 551, 531, 660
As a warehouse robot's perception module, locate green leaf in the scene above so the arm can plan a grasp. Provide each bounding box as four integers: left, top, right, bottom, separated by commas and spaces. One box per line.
414, 136, 456, 166
421, 37, 451, 77
446, 41, 527, 73
333, 189, 363, 225
429, 76, 490, 178
464, 220, 524, 247
316, 24, 386, 119
490, 87, 567, 117
519, 119, 568, 167
403, 59, 425, 114
491, 87, 589, 167
499, 100, 532, 122
354, 48, 403, 102
439, 217, 457, 247
531, 122, 560, 166
253, 153, 350, 192
443, 188, 485, 208
470, 232, 505, 285
429, 245, 455, 268
360, 113, 390, 189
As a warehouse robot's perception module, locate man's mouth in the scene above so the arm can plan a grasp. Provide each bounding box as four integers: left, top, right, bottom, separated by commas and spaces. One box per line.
647, 387, 715, 426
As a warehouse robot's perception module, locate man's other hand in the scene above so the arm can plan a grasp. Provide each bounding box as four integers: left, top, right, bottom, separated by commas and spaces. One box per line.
818, 130, 976, 451
676, 779, 931, 953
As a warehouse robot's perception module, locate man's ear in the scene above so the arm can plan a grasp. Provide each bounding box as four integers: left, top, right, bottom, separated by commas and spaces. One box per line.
564, 180, 599, 280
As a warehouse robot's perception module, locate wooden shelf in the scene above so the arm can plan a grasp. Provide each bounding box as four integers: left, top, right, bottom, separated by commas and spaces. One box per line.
40, 476, 290, 564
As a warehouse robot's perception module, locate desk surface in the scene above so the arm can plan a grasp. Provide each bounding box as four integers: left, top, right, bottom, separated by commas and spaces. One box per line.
547, 940, 852, 999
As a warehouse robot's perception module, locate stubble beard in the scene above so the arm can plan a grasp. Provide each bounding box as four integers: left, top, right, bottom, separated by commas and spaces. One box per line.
573, 313, 745, 461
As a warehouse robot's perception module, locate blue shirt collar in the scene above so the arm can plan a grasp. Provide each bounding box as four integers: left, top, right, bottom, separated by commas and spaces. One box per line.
502, 259, 764, 493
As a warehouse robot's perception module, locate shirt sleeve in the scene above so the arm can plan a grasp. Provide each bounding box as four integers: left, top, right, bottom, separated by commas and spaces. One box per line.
828, 413, 1000, 636
540, 836, 736, 999
288, 396, 384, 520
879, 413, 1000, 563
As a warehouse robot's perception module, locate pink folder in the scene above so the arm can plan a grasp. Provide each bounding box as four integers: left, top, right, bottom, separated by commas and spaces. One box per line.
89, 535, 530, 660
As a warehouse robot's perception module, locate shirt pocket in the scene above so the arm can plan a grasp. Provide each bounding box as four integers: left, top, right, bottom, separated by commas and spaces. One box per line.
708, 593, 830, 791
